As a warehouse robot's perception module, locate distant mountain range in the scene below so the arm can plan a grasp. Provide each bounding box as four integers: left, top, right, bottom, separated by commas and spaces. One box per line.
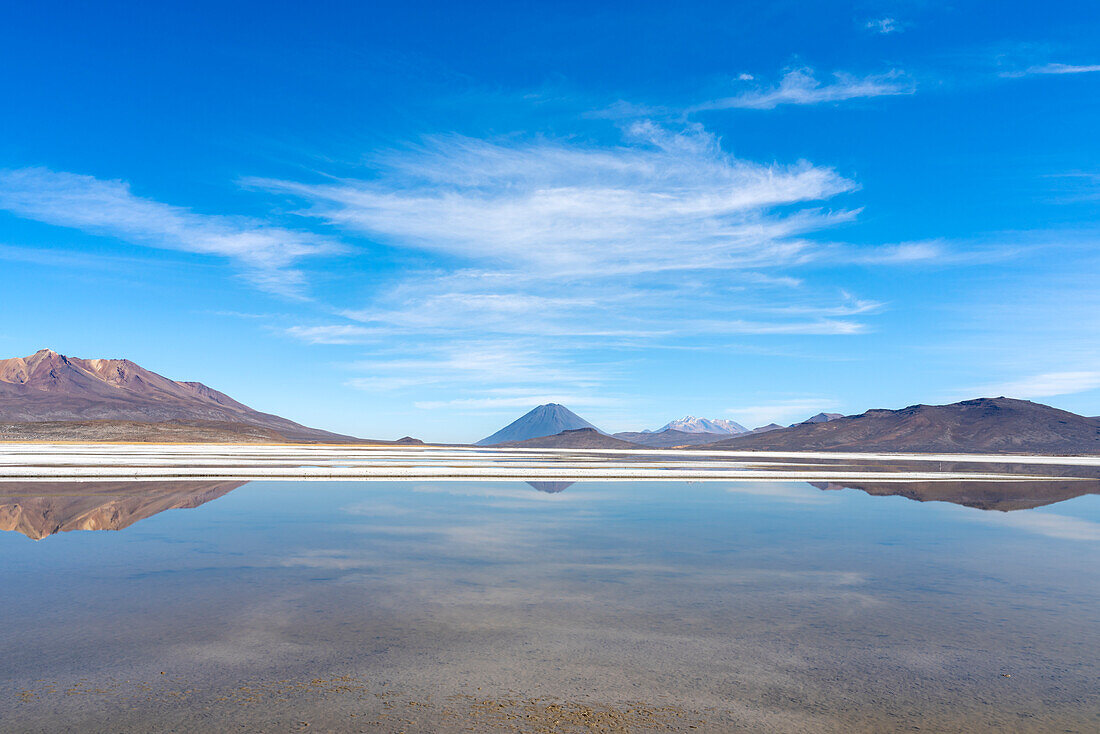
481, 398, 1100, 454
5, 352, 1099, 455
744, 414, 843, 434
696, 398, 1100, 454
479, 405, 849, 449
614, 413, 843, 446
0, 349, 360, 443
476, 403, 603, 445
614, 413, 841, 446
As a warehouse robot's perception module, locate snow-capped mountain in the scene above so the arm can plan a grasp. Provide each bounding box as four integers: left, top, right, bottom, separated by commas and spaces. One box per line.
653, 416, 747, 434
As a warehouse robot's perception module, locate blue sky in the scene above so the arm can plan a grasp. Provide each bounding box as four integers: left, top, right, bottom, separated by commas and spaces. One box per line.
2, 1, 1100, 441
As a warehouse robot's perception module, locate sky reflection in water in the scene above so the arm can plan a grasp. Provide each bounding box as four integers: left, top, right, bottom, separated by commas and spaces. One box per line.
1, 479, 1098, 732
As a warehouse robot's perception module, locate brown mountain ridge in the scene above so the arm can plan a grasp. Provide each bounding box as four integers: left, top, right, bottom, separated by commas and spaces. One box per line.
696, 398, 1100, 455
0, 349, 357, 442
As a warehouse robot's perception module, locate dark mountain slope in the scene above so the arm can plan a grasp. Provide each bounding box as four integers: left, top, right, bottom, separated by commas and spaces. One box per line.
495, 428, 640, 449
795, 412, 842, 425
695, 398, 1100, 454
477, 404, 603, 445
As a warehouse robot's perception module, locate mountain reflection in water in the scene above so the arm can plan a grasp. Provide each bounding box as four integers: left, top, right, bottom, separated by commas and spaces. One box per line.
2, 461, 1099, 539
525, 481, 576, 493
0, 481, 245, 539
0, 476, 1097, 732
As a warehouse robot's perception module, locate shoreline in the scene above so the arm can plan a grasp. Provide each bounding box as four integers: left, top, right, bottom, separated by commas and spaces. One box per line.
0, 443, 1091, 482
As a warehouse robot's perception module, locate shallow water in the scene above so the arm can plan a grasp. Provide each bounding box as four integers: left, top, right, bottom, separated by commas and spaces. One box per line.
1, 479, 1098, 732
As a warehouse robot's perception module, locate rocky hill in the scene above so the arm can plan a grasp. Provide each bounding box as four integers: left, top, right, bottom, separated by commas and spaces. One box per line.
0, 349, 357, 442
695, 398, 1100, 454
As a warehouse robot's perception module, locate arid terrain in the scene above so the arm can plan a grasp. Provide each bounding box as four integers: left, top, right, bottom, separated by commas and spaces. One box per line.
698, 397, 1100, 454
0, 350, 357, 443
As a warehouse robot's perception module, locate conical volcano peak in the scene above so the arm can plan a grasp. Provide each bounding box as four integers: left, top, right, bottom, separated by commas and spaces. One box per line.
476, 403, 604, 445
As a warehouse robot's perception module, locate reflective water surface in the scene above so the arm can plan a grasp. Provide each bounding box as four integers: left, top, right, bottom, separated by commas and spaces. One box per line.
1, 479, 1098, 732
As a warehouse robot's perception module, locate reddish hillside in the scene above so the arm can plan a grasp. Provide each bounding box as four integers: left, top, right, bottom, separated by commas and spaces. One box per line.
0, 349, 355, 442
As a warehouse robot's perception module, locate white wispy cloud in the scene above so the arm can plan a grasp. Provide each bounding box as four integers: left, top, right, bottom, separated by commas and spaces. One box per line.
682, 318, 867, 335
252, 120, 949, 412
725, 483, 839, 504
346, 375, 445, 391
284, 324, 382, 344
758, 293, 881, 317
413, 394, 620, 410
1009, 62, 1100, 77
251, 121, 858, 277
296, 279, 869, 408
1042, 172, 1100, 203
340, 339, 604, 395
689, 68, 914, 112
838, 241, 945, 264
264, 120, 901, 408
337, 337, 626, 415
975, 371, 1100, 399
865, 18, 900, 34
725, 399, 841, 427
329, 278, 872, 338
0, 167, 340, 296
339, 286, 645, 337
266, 121, 910, 353
823, 238, 1016, 267
964, 509, 1100, 542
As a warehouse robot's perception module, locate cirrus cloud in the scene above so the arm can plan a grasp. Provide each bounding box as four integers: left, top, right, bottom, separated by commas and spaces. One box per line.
250, 121, 860, 277
974, 371, 1100, 399
0, 167, 341, 296
725, 399, 842, 428
688, 68, 914, 112
1006, 62, 1100, 77
266, 121, 914, 409
865, 18, 901, 34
